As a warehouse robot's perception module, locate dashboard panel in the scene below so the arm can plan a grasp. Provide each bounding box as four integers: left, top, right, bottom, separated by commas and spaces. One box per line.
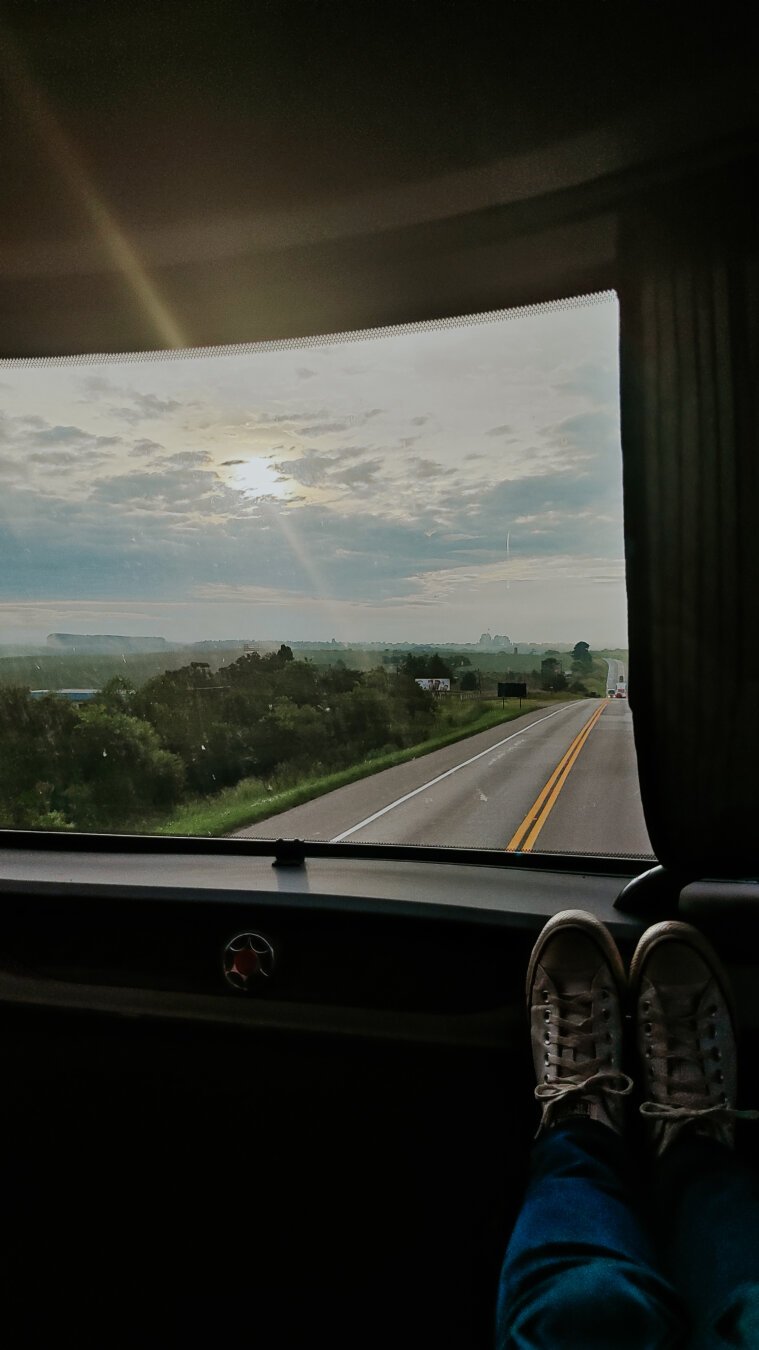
0, 847, 644, 1044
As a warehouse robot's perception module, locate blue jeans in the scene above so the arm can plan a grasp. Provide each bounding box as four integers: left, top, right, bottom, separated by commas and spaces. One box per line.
495, 1119, 759, 1349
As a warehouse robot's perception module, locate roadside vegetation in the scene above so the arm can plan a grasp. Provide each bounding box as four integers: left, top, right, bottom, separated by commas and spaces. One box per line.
149, 697, 548, 836
0, 643, 608, 835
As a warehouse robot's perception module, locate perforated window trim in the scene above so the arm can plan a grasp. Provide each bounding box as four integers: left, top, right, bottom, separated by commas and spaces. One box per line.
0, 291, 617, 369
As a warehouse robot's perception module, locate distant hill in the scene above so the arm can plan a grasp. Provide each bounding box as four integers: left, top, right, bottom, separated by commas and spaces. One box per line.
1, 647, 255, 690
45, 634, 256, 654
47, 634, 172, 654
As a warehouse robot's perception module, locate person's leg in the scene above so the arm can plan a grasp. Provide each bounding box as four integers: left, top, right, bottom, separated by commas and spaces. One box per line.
495, 911, 686, 1350
496, 1117, 685, 1349
655, 1136, 759, 1349
630, 921, 759, 1349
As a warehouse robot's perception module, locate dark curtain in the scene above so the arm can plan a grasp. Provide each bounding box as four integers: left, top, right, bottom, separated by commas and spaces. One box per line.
618, 156, 759, 876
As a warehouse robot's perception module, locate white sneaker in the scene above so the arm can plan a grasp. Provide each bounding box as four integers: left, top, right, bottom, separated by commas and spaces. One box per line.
629, 921, 758, 1156
526, 910, 633, 1139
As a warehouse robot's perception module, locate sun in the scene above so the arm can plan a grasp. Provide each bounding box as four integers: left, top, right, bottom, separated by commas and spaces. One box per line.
224, 456, 291, 499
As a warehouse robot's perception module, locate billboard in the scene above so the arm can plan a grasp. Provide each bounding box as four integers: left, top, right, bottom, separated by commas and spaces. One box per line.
415, 678, 451, 692
498, 682, 527, 699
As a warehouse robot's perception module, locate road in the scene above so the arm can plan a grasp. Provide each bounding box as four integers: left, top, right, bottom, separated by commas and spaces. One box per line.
605, 657, 625, 692
235, 699, 653, 857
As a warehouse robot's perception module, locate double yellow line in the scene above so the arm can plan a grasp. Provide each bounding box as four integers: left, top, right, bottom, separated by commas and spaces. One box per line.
506, 701, 607, 852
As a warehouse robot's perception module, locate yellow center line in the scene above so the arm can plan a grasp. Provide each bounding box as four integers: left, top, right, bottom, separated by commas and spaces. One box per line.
506, 701, 607, 852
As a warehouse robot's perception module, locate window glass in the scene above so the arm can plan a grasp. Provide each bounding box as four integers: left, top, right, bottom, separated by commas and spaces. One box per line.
0, 292, 653, 857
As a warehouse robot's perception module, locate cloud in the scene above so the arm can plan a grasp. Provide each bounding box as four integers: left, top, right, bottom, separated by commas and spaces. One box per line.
548, 408, 620, 456
0, 413, 128, 489
272, 451, 334, 488
17, 422, 121, 453
109, 392, 184, 424
130, 438, 164, 457
486, 424, 514, 436
330, 444, 374, 461
407, 554, 626, 599
334, 459, 382, 486
0, 454, 23, 482
79, 379, 186, 425
88, 465, 231, 517
28, 450, 94, 467
296, 367, 317, 379
250, 409, 330, 428
554, 361, 619, 405
159, 450, 213, 468
407, 458, 453, 481
80, 375, 188, 422
301, 421, 350, 436
271, 450, 383, 490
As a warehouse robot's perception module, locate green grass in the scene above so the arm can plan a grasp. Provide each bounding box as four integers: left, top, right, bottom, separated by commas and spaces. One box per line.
147, 697, 555, 836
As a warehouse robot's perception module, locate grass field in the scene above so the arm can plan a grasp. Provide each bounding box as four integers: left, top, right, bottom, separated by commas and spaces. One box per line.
0, 648, 252, 689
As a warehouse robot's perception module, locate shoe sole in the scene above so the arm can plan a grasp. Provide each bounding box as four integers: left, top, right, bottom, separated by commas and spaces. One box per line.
525, 909, 627, 1011
628, 921, 738, 1030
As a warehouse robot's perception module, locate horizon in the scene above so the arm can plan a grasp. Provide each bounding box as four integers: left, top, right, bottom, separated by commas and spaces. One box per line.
0, 632, 628, 653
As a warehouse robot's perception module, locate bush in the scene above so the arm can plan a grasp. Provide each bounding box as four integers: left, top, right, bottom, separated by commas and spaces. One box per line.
0, 687, 78, 827
64, 706, 185, 826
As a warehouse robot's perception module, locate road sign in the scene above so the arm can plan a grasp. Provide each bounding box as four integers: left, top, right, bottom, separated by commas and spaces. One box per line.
498, 681, 527, 707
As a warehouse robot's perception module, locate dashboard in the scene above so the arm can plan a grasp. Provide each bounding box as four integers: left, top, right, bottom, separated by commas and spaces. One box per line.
0, 845, 647, 1045
4, 844, 758, 1043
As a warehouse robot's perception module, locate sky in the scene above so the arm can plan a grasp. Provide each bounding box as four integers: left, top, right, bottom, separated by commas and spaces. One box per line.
0, 292, 626, 647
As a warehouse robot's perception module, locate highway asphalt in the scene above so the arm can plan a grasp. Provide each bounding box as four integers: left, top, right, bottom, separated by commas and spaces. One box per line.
605, 657, 625, 692
235, 698, 653, 858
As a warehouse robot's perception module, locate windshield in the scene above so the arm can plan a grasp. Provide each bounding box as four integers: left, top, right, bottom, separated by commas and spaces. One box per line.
0, 292, 653, 858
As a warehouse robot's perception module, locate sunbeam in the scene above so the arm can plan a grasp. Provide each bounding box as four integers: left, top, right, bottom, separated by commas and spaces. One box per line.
0, 25, 186, 350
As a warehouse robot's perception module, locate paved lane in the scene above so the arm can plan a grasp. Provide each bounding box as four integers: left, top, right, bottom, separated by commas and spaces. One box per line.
605, 657, 625, 693
235, 699, 653, 856
536, 701, 651, 856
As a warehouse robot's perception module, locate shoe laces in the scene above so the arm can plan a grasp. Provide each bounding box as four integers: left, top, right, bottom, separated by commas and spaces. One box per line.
639, 986, 759, 1128
533, 989, 633, 1136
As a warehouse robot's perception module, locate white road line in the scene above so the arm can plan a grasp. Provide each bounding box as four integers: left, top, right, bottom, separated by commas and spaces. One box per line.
330, 704, 577, 842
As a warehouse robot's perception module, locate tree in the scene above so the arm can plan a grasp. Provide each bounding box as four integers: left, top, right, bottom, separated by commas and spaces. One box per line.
397, 652, 454, 683
571, 641, 593, 673
273, 644, 294, 664
321, 664, 363, 696
460, 671, 478, 691
568, 680, 589, 695
541, 657, 568, 692
96, 677, 138, 714
0, 687, 78, 828
332, 686, 393, 755
227, 651, 262, 683
65, 706, 185, 825
135, 663, 243, 792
